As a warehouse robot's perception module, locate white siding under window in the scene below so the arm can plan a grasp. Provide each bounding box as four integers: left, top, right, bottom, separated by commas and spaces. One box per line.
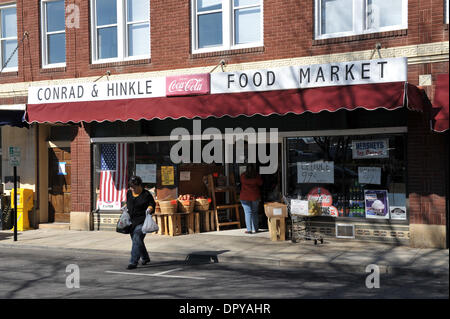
91, 0, 150, 63
315, 0, 408, 40
192, 0, 263, 54
0, 4, 18, 72
41, 0, 66, 67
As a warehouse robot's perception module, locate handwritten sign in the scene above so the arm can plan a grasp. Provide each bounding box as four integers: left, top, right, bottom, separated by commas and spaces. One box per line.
290, 200, 309, 216
352, 139, 389, 159
136, 164, 157, 183
179, 171, 191, 181
358, 167, 381, 185
297, 161, 334, 184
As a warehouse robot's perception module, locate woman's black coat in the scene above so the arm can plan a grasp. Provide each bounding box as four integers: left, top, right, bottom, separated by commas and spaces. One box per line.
126, 189, 156, 232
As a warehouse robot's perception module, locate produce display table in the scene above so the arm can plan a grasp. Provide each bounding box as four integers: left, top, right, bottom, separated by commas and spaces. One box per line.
198, 210, 215, 232
155, 212, 186, 236
155, 211, 213, 236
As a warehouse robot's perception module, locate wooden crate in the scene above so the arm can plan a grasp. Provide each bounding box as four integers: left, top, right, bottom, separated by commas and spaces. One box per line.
268, 217, 286, 241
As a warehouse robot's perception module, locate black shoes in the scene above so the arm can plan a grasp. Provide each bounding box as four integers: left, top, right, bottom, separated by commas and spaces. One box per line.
127, 258, 150, 269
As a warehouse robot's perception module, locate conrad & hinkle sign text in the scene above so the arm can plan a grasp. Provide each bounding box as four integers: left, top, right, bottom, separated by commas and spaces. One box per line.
28, 77, 166, 104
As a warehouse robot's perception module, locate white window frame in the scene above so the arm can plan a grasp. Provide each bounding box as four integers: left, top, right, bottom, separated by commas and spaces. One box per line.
0, 3, 18, 72
41, 0, 66, 68
90, 0, 150, 64
446, 0, 449, 24
314, 0, 408, 40
191, 0, 264, 54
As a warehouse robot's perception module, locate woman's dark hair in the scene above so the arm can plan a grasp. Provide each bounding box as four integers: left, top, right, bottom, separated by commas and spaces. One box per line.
244, 164, 258, 179
129, 176, 143, 187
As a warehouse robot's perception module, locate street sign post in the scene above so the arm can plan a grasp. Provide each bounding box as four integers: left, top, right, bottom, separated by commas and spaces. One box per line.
8, 146, 20, 242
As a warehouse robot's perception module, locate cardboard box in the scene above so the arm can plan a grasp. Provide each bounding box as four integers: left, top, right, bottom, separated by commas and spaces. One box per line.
264, 202, 288, 218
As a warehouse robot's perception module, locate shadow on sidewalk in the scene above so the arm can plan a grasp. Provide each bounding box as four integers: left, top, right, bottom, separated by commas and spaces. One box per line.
184, 250, 230, 265
0, 231, 15, 241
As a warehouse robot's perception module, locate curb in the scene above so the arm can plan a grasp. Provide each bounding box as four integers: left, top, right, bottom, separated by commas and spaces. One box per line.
1, 243, 448, 277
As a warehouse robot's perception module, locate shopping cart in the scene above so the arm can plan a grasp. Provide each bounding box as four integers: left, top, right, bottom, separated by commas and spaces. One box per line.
283, 195, 324, 245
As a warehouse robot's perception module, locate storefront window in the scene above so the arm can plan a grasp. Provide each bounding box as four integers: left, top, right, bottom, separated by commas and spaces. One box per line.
93, 141, 177, 210
285, 133, 407, 221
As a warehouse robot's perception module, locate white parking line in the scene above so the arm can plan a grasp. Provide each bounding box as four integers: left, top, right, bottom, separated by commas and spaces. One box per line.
153, 268, 183, 276
105, 269, 206, 280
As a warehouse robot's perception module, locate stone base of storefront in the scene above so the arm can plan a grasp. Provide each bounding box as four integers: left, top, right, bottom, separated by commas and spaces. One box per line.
288, 221, 411, 245
70, 211, 94, 231
92, 211, 120, 231
410, 224, 447, 249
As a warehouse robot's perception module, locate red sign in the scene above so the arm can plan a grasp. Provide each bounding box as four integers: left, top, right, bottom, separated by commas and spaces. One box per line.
166, 73, 210, 96
307, 187, 333, 207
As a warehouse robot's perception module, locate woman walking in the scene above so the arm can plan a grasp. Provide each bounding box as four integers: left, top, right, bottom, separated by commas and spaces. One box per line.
240, 164, 263, 234
126, 176, 156, 269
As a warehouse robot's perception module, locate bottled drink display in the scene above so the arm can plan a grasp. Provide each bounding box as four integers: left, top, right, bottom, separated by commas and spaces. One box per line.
348, 181, 365, 217
331, 182, 367, 218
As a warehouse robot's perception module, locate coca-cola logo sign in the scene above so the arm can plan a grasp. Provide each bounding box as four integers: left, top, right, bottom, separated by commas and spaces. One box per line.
166, 73, 210, 96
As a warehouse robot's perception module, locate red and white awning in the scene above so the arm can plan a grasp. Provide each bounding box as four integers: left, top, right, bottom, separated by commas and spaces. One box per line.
26, 82, 424, 124
431, 74, 449, 133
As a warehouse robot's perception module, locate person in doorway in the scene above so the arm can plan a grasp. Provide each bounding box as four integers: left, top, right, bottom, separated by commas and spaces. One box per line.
240, 164, 263, 234
126, 175, 156, 270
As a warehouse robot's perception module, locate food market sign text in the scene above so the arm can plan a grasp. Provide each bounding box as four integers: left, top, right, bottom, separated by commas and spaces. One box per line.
211, 57, 407, 93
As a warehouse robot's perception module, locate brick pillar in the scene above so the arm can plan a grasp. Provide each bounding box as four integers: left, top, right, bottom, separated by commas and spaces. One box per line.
70, 124, 92, 230
408, 110, 448, 248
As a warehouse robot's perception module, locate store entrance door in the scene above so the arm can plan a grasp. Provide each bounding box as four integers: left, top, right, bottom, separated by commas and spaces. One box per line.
48, 147, 71, 223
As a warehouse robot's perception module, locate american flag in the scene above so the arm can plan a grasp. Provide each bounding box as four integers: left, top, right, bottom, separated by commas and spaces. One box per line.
99, 143, 128, 204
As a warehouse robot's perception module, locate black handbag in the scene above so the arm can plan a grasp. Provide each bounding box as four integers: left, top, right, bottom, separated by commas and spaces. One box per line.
116, 222, 131, 234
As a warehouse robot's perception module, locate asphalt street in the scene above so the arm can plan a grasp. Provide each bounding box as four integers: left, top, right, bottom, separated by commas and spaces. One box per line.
0, 246, 448, 300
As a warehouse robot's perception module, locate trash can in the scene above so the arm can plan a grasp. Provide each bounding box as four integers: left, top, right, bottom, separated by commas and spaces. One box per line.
11, 188, 34, 231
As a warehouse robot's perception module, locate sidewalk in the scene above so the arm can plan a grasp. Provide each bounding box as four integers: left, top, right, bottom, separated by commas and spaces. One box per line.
0, 228, 448, 276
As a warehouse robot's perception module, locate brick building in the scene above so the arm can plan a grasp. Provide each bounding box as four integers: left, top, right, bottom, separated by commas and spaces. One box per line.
0, 0, 448, 247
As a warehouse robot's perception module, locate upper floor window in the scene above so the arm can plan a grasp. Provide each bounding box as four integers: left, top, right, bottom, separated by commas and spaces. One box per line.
315, 0, 407, 40
191, 0, 263, 54
41, 0, 66, 67
446, 0, 449, 24
0, 4, 17, 72
91, 0, 150, 63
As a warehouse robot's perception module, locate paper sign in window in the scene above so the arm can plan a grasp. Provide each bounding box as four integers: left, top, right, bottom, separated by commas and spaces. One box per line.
58, 162, 67, 175
297, 161, 334, 184
161, 166, 175, 186
358, 167, 381, 185
180, 171, 191, 181
136, 164, 156, 183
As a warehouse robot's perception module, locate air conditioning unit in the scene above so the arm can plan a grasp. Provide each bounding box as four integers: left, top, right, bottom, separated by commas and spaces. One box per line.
335, 224, 355, 238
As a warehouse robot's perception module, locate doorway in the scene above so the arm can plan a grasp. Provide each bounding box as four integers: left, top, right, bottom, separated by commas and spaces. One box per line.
48, 147, 71, 222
